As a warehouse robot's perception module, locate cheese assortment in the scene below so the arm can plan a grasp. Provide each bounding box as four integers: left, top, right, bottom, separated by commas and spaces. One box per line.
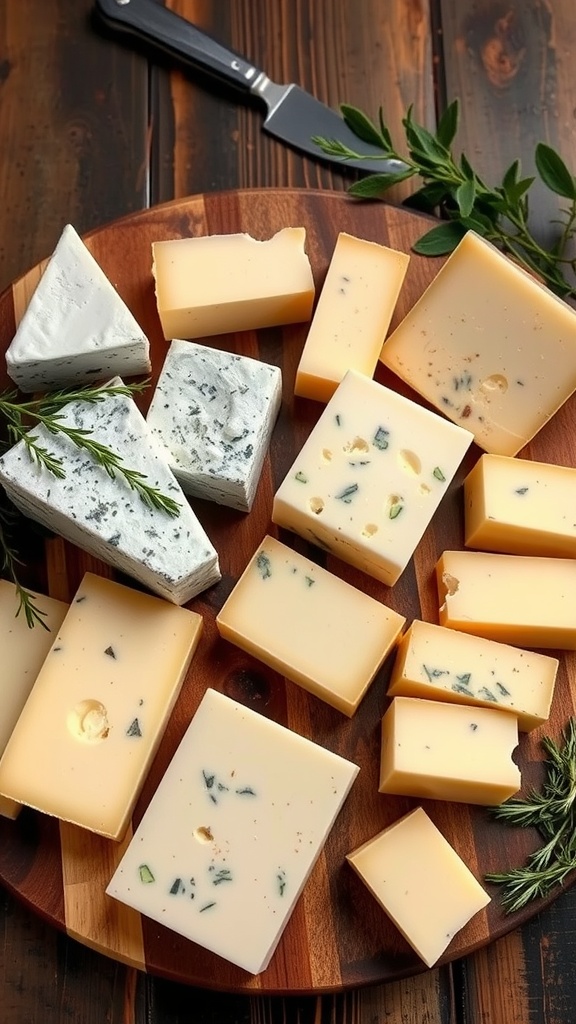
146, 339, 282, 511
5, 224, 151, 392
0, 573, 203, 840
216, 534, 406, 715
106, 687, 359, 974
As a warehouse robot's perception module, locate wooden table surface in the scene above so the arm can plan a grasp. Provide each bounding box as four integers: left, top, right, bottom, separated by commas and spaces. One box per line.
2, 1, 576, 1022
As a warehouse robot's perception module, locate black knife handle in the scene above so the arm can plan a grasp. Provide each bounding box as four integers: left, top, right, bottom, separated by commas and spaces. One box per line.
94, 0, 261, 94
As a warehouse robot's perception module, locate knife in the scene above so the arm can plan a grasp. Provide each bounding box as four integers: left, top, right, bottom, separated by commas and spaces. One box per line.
94, 0, 405, 175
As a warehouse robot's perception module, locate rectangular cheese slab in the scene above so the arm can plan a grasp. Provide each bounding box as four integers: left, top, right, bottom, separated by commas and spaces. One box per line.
0, 581, 68, 819
437, 549, 576, 649
5, 224, 150, 392
0, 573, 203, 840
0, 380, 220, 604
216, 535, 406, 715
146, 339, 282, 511
388, 619, 558, 732
106, 687, 359, 975
294, 233, 409, 402
464, 453, 576, 557
379, 696, 521, 804
380, 231, 576, 456
272, 370, 473, 586
152, 227, 315, 339
347, 807, 490, 968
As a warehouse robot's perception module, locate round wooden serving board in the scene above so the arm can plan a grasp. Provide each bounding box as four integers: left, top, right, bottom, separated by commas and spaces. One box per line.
1, 189, 576, 995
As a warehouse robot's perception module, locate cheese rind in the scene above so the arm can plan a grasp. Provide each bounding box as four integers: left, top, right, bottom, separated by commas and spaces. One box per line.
380, 231, 576, 456
152, 228, 315, 339
388, 619, 558, 731
379, 696, 520, 804
294, 233, 409, 402
106, 687, 359, 975
347, 807, 490, 968
216, 534, 406, 715
0, 573, 203, 840
272, 370, 473, 586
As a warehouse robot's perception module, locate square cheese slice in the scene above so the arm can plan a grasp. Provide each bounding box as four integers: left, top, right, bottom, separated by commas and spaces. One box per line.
380, 231, 576, 456
146, 339, 282, 511
272, 370, 473, 586
347, 807, 490, 968
5, 224, 151, 392
106, 687, 359, 975
216, 534, 406, 715
0, 573, 203, 840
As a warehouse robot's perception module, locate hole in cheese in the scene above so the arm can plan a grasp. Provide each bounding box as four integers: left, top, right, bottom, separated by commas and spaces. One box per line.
441, 572, 460, 597
309, 496, 324, 514
344, 436, 370, 453
67, 699, 109, 742
397, 449, 422, 475
480, 373, 508, 394
194, 826, 214, 844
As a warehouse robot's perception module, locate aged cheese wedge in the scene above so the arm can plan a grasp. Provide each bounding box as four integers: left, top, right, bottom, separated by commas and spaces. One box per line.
294, 232, 409, 402
272, 369, 473, 586
0, 573, 203, 840
5, 224, 150, 392
216, 534, 406, 715
437, 549, 576, 649
146, 339, 282, 511
380, 231, 576, 456
152, 227, 315, 339
347, 807, 490, 968
106, 687, 359, 975
388, 619, 558, 732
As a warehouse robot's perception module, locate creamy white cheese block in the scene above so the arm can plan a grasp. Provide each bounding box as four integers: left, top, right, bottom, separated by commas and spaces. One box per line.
5, 224, 151, 392
0, 380, 220, 604
146, 339, 282, 511
106, 687, 359, 975
272, 369, 473, 586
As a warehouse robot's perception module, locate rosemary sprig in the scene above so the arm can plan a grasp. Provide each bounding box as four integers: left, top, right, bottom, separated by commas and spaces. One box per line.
485, 718, 576, 913
0, 499, 49, 629
313, 99, 576, 300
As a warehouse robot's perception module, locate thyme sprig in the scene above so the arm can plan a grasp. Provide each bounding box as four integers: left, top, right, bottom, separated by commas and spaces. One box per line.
313, 99, 576, 300
485, 718, 576, 913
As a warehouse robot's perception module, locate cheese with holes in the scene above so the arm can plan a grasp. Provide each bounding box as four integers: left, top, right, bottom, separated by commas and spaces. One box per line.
272, 370, 473, 586
146, 340, 282, 511
380, 231, 576, 456
437, 549, 576, 649
152, 228, 315, 339
464, 453, 576, 557
347, 807, 490, 968
388, 619, 558, 732
5, 224, 150, 392
379, 696, 520, 804
106, 687, 359, 974
216, 534, 405, 715
0, 581, 68, 819
294, 233, 409, 402
0, 573, 203, 840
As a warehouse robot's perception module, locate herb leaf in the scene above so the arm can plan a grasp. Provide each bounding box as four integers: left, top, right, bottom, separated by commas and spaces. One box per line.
535, 143, 576, 200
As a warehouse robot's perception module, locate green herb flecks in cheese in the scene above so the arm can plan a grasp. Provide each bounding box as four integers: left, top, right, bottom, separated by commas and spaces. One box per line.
126, 718, 142, 738
139, 864, 155, 884
256, 552, 272, 579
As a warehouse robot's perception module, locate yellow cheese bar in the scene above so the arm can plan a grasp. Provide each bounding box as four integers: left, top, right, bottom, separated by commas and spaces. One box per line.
380, 231, 576, 456
437, 549, 576, 649
379, 696, 520, 804
347, 807, 490, 968
216, 535, 405, 715
152, 227, 315, 339
294, 233, 409, 402
464, 453, 576, 557
388, 619, 558, 732
0, 573, 203, 840
0, 581, 68, 819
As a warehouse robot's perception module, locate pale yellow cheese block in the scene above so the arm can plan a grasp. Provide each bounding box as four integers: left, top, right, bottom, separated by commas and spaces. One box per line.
437, 549, 576, 649
379, 696, 520, 804
347, 807, 490, 968
152, 227, 315, 339
216, 534, 405, 715
380, 231, 576, 456
294, 232, 409, 402
464, 453, 576, 557
0, 572, 203, 839
388, 619, 558, 732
